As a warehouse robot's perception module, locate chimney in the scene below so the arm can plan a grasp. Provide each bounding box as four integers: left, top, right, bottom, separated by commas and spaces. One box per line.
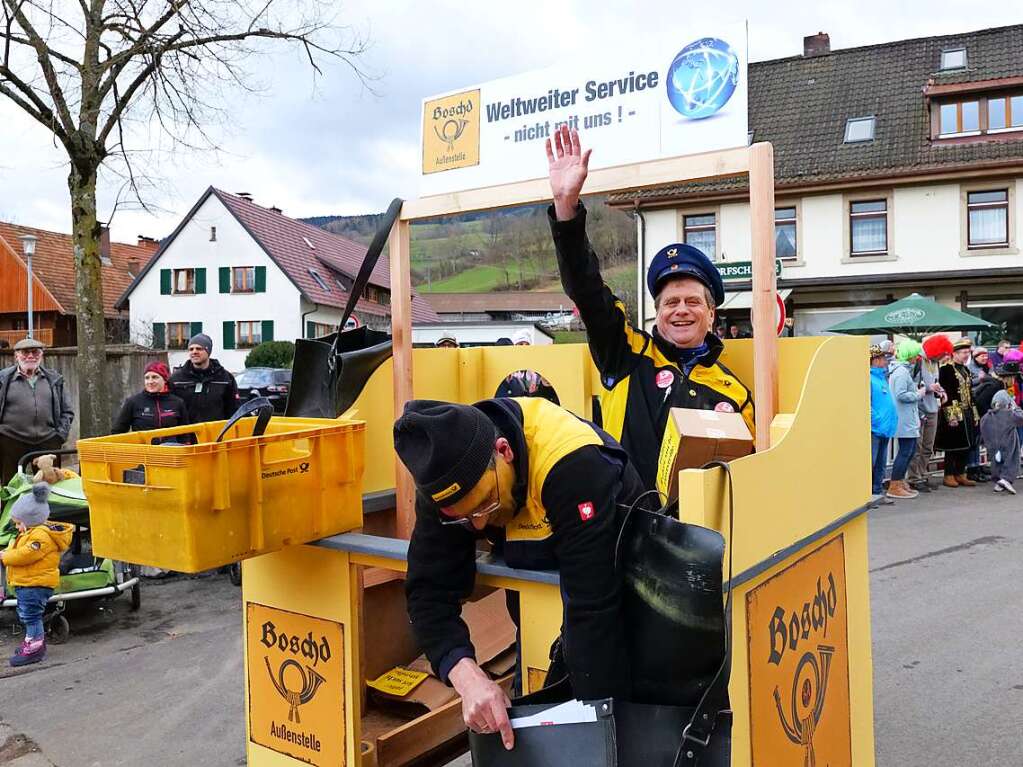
127, 256, 141, 277
99, 222, 111, 264
803, 32, 830, 58
236, 191, 253, 201
269, 205, 282, 214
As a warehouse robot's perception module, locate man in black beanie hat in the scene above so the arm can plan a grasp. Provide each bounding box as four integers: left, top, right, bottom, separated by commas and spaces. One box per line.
396, 395, 648, 750
168, 332, 239, 423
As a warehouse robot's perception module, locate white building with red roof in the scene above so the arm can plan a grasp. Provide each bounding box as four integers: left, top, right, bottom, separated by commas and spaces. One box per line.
116, 188, 439, 370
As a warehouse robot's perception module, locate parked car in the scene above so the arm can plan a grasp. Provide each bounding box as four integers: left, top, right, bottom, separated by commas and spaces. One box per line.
235, 368, 291, 413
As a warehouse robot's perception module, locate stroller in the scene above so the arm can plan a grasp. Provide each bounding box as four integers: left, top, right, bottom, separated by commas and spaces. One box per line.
0, 449, 141, 643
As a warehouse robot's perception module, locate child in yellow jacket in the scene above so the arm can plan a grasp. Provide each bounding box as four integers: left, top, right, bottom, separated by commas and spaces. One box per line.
0, 483, 72, 666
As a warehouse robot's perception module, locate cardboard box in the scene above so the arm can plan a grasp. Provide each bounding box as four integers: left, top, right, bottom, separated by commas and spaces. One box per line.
655, 407, 754, 502
367, 590, 517, 715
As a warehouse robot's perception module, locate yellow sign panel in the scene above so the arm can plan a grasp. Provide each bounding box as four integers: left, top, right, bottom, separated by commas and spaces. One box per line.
422, 89, 481, 174
246, 602, 345, 766
367, 666, 428, 697
746, 535, 851, 767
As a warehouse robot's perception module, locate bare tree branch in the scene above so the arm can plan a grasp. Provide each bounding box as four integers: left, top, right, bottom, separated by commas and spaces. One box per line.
1, 0, 76, 134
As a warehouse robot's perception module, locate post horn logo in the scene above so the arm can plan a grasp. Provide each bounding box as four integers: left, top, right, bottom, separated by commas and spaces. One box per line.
773, 645, 835, 767
435, 118, 469, 151
265, 657, 326, 724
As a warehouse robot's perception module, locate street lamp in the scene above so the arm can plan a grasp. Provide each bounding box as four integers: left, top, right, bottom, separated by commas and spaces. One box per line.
18, 234, 37, 340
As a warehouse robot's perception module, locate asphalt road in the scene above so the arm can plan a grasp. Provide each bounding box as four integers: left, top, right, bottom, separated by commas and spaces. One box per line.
0, 573, 245, 767
0, 481, 1020, 766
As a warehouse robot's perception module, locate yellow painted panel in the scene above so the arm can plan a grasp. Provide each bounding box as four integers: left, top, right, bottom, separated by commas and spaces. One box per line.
677, 335, 870, 574
244, 547, 361, 767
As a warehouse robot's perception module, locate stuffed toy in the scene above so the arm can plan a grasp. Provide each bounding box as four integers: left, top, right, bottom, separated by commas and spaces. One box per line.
32, 454, 66, 484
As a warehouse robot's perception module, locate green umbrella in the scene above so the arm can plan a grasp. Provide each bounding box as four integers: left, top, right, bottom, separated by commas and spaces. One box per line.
826, 293, 996, 338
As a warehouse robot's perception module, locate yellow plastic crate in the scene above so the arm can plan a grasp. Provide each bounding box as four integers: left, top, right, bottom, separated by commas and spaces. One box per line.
77, 416, 365, 572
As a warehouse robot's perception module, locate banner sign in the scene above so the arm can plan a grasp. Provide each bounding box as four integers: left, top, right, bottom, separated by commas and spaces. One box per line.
247, 602, 346, 765
718, 260, 783, 282
420, 25, 748, 196
746, 535, 852, 766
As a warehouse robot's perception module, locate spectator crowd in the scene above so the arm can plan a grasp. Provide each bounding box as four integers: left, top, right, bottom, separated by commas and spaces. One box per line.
869, 335, 1023, 506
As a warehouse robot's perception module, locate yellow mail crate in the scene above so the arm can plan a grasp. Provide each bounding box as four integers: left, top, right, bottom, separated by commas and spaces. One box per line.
77, 417, 365, 572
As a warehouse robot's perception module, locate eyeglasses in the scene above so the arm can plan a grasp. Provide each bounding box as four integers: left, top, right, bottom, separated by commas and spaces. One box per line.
439, 464, 501, 529
16, 349, 42, 357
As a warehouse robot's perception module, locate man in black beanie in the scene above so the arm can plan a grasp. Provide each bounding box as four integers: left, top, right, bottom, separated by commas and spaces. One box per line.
396, 396, 647, 750
168, 332, 238, 423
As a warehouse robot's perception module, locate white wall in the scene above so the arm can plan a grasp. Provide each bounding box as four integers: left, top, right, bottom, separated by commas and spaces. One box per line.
128, 194, 303, 371
640, 175, 1023, 302
412, 323, 553, 346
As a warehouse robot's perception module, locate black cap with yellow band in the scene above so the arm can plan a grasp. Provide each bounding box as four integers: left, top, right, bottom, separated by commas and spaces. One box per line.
393, 400, 497, 506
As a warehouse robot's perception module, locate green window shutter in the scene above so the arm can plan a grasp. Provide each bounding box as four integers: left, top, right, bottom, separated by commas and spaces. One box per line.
261, 320, 274, 343
255, 266, 267, 293
219, 267, 231, 293
223, 321, 235, 350
306, 321, 315, 339
195, 268, 207, 294
160, 269, 171, 295
152, 322, 165, 349
190, 321, 203, 338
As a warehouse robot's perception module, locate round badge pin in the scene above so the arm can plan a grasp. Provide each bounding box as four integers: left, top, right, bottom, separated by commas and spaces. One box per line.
714, 401, 736, 413
656, 370, 674, 389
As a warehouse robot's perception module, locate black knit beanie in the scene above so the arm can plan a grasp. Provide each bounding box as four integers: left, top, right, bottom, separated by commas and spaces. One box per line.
393, 400, 497, 505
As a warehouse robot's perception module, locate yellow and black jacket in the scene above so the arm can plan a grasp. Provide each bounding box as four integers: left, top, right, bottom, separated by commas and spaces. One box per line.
405, 397, 645, 700
2, 521, 73, 589
549, 204, 754, 490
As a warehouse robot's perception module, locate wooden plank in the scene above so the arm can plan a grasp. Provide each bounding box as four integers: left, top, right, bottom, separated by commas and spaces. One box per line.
362, 566, 405, 589
388, 218, 416, 539
748, 142, 779, 451
375, 675, 513, 767
401, 146, 751, 221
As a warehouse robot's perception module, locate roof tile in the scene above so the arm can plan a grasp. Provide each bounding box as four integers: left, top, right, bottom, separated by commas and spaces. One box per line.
0, 222, 158, 317
610, 24, 1023, 204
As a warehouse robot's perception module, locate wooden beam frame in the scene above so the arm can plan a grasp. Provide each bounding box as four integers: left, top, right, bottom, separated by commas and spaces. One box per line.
389, 144, 779, 536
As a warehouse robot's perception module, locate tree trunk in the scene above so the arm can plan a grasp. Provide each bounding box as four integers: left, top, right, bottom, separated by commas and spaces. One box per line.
68, 164, 110, 439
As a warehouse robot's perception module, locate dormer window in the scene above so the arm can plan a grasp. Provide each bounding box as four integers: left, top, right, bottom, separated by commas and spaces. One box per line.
940, 47, 967, 71
843, 116, 875, 143
932, 90, 1023, 139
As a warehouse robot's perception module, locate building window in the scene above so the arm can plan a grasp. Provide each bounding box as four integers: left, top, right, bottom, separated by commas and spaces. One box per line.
940, 47, 967, 71
967, 189, 1009, 249
683, 213, 716, 259
167, 322, 190, 350
210, 226, 217, 242
849, 200, 888, 255
232, 266, 256, 293
843, 116, 875, 143
775, 207, 798, 260
939, 100, 980, 136
988, 95, 1023, 132
934, 92, 1023, 138
308, 321, 333, 338
236, 321, 262, 349
308, 269, 330, 291
173, 268, 195, 294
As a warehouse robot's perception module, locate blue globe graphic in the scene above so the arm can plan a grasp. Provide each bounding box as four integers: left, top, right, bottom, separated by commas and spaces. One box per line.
666, 38, 740, 119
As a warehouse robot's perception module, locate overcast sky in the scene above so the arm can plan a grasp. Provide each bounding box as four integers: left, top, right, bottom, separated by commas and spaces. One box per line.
0, 1, 1019, 244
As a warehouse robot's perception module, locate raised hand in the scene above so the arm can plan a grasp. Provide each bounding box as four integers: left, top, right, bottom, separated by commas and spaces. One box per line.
546, 125, 592, 221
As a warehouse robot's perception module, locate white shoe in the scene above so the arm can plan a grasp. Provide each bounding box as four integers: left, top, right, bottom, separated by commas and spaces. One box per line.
994, 483, 1004, 492
997, 478, 1017, 495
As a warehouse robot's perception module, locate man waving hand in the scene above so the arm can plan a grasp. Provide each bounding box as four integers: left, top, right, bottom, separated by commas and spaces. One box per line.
546, 126, 754, 490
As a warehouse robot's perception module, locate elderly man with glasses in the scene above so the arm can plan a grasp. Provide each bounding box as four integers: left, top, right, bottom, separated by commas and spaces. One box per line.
0, 338, 74, 484
394, 395, 648, 751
